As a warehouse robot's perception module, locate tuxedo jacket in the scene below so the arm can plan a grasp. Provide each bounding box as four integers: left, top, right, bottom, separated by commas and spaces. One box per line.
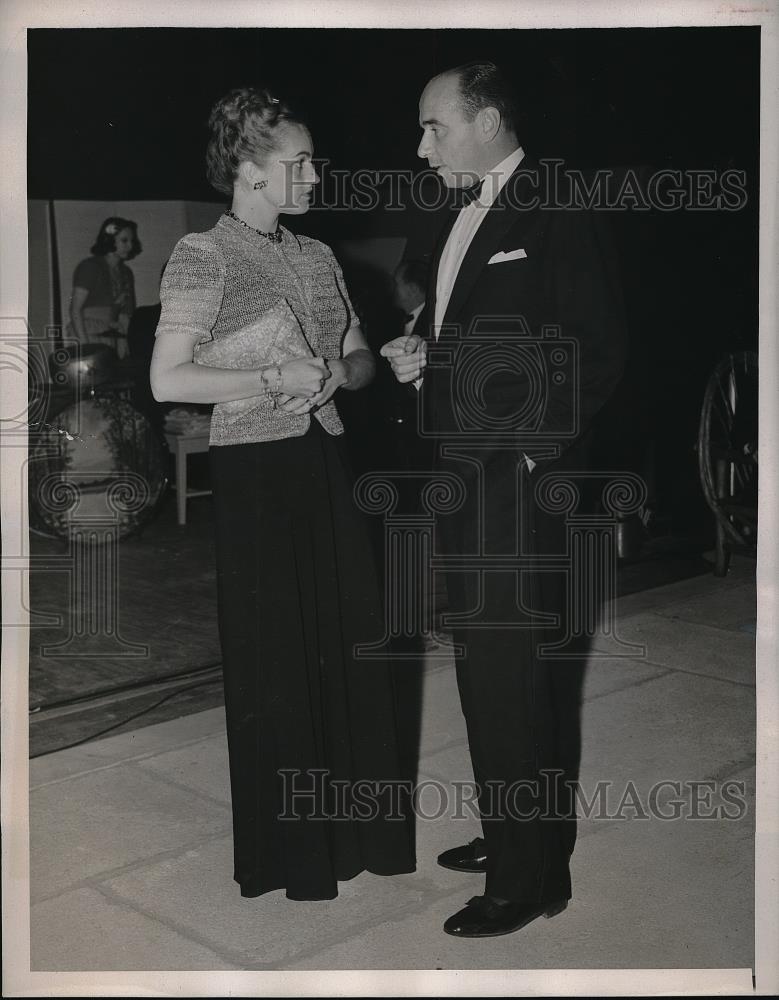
420, 157, 627, 481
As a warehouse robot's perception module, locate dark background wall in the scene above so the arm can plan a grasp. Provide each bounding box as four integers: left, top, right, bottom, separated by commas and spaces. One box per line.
27, 26, 760, 535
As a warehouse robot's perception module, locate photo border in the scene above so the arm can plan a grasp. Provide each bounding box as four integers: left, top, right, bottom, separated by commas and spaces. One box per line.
2, 1, 777, 995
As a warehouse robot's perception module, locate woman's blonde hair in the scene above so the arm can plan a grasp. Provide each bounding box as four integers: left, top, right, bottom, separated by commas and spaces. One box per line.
205, 86, 303, 196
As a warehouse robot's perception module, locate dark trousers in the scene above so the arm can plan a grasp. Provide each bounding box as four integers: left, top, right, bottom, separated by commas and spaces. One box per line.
436, 450, 585, 903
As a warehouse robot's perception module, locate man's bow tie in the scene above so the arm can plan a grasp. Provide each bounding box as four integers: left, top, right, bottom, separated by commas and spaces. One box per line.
460, 178, 484, 206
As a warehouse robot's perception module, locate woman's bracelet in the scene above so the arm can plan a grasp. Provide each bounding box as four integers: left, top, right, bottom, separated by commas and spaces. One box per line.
259, 364, 283, 398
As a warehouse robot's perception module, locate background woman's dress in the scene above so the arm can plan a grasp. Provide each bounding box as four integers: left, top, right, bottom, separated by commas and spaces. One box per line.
70, 255, 136, 359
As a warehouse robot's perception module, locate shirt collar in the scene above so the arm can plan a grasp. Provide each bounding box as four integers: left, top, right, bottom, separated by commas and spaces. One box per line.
476, 146, 525, 207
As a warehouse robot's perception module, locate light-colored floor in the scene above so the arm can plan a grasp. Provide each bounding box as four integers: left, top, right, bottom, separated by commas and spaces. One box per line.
28, 560, 756, 975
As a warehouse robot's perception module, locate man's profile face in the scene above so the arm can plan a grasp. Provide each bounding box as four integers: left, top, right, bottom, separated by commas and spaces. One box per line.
417, 73, 482, 189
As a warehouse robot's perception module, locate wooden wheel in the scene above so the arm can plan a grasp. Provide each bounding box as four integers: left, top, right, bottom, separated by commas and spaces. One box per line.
697, 351, 758, 574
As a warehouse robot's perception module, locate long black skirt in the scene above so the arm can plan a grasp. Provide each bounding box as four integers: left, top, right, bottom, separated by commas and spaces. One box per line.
210, 420, 416, 900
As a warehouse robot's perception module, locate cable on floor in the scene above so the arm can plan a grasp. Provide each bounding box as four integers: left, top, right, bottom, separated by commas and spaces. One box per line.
29, 676, 223, 760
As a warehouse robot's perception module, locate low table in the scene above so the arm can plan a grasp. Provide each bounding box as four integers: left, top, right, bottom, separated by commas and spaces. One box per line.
164, 430, 211, 526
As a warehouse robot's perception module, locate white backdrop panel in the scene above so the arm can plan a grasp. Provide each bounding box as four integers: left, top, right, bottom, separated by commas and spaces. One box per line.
52, 200, 224, 323
34, 204, 403, 338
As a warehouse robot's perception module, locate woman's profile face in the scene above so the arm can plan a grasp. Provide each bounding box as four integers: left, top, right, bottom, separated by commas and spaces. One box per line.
261, 124, 319, 215
112, 227, 135, 259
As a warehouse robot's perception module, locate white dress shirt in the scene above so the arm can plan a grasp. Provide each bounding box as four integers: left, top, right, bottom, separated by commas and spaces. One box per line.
403, 302, 424, 338
434, 146, 525, 333
426, 146, 535, 472
413, 147, 526, 392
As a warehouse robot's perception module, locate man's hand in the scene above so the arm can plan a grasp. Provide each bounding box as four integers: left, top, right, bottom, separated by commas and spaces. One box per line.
380, 334, 427, 384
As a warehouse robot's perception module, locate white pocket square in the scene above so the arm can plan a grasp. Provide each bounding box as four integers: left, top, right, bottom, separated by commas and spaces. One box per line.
488, 248, 527, 264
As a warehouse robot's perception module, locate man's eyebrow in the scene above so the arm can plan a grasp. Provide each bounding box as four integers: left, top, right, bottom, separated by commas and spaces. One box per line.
420, 117, 444, 127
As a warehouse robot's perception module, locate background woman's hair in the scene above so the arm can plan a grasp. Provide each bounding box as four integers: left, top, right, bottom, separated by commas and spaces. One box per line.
205, 86, 303, 196
90, 217, 142, 258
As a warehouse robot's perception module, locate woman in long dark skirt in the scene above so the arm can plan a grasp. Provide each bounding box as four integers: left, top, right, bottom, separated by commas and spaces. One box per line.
151, 86, 415, 900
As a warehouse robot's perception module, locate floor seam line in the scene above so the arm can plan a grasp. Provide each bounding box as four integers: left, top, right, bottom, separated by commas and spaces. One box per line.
29, 729, 227, 790
30, 829, 235, 905
91, 881, 245, 968
126, 759, 233, 811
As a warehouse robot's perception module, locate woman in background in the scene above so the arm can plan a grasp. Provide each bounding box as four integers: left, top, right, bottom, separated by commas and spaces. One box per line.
69, 216, 141, 359
150, 86, 415, 901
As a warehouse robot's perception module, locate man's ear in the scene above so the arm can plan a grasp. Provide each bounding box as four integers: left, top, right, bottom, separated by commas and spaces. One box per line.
478, 106, 502, 142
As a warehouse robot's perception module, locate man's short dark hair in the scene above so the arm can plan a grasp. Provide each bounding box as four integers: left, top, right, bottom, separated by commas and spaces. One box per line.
449, 61, 520, 135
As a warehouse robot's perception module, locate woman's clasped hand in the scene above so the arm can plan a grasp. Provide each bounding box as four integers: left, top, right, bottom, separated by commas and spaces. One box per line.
274, 356, 330, 397
274, 357, 351, 413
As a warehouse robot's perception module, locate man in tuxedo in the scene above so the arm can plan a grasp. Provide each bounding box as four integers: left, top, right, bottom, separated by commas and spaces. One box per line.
381, 61, 626, 937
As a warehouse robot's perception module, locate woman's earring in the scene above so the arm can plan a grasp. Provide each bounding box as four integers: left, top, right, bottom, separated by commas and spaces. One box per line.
254, 180, 267, 190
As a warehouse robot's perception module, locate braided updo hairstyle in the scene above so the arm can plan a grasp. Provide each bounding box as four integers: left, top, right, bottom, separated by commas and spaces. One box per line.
205, 86, 303, 196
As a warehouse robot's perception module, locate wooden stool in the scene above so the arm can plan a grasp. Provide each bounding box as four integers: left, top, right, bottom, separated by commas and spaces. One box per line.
164, 431, 211, 525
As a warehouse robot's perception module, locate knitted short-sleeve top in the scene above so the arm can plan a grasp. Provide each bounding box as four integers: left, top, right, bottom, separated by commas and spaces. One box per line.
156, 213, 358, 446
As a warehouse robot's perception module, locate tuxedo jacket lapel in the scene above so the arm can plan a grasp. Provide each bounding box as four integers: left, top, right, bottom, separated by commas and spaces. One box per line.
441, 204, 515, 330
440, 161, 539, 330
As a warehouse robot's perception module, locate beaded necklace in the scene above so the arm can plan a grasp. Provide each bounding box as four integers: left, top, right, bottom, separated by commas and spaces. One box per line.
224, 209, 283, 244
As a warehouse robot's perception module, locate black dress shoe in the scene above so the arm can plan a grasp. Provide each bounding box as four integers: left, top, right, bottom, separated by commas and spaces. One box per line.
437, 837, 488, 873
443, 894, 569, 938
